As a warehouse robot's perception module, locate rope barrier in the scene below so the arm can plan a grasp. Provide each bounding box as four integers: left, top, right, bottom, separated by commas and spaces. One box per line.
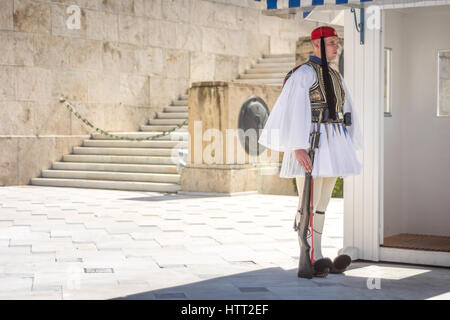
59, 97, 188, 141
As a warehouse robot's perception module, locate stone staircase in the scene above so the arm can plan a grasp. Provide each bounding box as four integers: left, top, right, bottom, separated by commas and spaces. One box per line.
234, 53, 295, 85
31, 53, 296, 193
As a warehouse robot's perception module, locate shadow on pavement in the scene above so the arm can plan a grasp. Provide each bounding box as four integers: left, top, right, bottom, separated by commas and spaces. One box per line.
112, 261, 450, 300
121, 193, 245, 202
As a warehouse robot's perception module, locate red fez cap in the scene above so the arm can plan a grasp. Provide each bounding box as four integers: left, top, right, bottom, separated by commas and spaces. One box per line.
311, 26, 338, 40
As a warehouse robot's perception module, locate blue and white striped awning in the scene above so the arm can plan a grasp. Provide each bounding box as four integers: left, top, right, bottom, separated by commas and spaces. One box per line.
253, 0, 373, 18
255, 0, 450, 14
255, 0, 373, 10
255, 0, 373, 18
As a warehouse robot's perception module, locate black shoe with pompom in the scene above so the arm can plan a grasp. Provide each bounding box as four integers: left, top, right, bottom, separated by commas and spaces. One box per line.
312, 258, 333, 277
330, 254, 352, 274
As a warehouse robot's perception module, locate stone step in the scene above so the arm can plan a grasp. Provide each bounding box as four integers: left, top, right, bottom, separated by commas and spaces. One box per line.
252, 62, 294, 68
91, 131, 188, 140
73, 147, 186, 157
63, 154, 178, 165
148, 118, 188, 125
41, 170, 180, 183
262, 53, 295, 59
83, 139, 187, 148
30, 178, 181, 193
140, 125, 187, 132
258, 57, 295, 64
171, 100, 188, 106
52, 162, 178, 174
179, 94, 188, 100
164, 106, 188, 113
239, 73, 285, 79
156, 112, 188, 119
233, 79, 283, 85
246, 67, 292, 74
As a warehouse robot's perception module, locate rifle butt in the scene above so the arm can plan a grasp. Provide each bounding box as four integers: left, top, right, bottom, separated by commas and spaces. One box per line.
298, 244, 313, 279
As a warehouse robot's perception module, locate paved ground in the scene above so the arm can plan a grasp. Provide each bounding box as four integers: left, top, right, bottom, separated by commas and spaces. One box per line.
0, 186, 448, 300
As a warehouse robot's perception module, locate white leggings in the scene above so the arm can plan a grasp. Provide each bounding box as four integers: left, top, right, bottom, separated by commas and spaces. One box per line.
296, 176, 337, 213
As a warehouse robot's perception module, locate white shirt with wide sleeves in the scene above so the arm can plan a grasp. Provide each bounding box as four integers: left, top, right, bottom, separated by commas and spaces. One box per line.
258, 64, 363, 178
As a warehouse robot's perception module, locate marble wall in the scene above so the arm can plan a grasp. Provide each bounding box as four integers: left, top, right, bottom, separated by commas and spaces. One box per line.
0, 0, 320, 186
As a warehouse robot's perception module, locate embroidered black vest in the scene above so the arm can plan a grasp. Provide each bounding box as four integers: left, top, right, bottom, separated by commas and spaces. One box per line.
305, 60, 345, 121
283, 60, 346, 123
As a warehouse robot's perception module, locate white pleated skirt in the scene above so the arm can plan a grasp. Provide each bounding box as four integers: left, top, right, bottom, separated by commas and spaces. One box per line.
279, 122, 362, 178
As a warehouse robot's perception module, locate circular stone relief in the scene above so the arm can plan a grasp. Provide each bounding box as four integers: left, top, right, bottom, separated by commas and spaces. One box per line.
238, 96, 269, 156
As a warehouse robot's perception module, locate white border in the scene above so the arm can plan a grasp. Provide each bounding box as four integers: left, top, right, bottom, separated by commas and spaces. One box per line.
437, 50, 450, 117
380, 247, 450, 267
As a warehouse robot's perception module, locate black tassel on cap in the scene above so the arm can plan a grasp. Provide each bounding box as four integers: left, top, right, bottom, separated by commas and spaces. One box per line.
320, 36, 337, 120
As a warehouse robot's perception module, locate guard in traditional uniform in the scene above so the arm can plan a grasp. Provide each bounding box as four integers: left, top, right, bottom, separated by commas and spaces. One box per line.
258, 26, 363, 278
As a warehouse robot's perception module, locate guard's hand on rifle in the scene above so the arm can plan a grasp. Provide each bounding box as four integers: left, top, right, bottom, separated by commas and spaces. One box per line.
294, 149, 312, 173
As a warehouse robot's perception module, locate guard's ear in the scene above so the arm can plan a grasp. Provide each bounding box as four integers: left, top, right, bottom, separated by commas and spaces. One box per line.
312, 39, 320, 50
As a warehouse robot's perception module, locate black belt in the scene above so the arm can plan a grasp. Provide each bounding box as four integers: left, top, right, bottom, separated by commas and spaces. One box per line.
311, 109, 352, 125
312, 118, 344, 124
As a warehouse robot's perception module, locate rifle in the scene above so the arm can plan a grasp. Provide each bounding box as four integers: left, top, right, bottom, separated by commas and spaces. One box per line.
295, 106, 325, 279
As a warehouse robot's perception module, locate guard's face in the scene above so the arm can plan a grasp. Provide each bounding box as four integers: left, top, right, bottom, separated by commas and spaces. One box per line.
324, 36, 339, 61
